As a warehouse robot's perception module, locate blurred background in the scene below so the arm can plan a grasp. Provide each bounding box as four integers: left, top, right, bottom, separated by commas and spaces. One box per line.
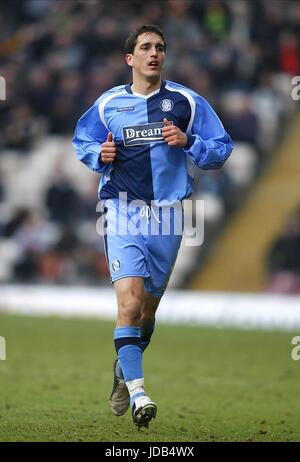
0, 0, 299, 299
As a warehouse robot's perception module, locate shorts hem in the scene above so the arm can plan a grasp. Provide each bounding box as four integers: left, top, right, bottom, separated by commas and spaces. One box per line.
111, 273, 150, 283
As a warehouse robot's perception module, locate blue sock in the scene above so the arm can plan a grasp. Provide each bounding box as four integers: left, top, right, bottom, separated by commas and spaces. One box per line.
140, 318, 156, 352
115, 319, 156, 379
114, 326, 145, 405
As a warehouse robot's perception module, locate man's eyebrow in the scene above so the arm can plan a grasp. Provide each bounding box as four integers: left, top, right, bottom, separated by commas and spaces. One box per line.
138, 41, 164, 47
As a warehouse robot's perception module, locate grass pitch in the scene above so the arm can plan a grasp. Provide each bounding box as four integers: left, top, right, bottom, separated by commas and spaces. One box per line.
0, 312, 300, 442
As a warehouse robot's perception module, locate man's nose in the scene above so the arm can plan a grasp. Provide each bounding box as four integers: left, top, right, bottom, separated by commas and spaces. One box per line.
150, 47, 158, 56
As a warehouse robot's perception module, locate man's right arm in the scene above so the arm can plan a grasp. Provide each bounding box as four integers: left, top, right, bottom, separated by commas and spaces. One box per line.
72, 102, 112, 173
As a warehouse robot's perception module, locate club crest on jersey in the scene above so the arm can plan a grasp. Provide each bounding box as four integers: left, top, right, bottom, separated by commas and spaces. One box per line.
122, 122, 168, 146
160, 99, 174, 112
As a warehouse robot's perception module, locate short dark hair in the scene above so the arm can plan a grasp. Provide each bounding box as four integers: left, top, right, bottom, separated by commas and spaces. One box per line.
124, 25, 166, 54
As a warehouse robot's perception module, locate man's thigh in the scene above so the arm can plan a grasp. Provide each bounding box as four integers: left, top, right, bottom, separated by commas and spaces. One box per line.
103, 199, 150, 282
144, 232, 182, 297
144, 203, 183, 297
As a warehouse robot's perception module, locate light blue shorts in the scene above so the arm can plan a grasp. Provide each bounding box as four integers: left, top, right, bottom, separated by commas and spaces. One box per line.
101, 198, 183, 297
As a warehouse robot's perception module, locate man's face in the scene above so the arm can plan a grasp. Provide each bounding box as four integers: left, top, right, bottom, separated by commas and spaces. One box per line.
126, 32, 165, 82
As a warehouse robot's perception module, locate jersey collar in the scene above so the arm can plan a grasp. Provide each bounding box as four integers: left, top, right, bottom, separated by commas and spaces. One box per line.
125, 80, 166, 99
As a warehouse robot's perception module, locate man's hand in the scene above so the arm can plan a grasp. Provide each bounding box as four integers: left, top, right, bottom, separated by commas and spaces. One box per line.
162, 118, 187, 147
100, 132, 117, 163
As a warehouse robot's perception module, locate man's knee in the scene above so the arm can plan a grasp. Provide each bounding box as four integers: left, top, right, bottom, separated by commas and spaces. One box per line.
118, 295, 143, 325
115, 278, 145, 325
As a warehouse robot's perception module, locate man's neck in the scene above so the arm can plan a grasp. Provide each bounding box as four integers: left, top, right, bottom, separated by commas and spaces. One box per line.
131, 78, 162, 96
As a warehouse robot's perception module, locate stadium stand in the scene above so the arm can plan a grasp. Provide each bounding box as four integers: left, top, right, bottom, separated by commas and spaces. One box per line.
189, 111, 300, 292
264, 203, 300, 294
0, 0, 299, 290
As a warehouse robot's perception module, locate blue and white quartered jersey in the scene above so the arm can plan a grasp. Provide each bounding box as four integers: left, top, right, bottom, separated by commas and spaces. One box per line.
73, 80, 233, 205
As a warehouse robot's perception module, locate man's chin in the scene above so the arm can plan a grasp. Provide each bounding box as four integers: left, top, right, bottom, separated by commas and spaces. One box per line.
146, 73, 161, 84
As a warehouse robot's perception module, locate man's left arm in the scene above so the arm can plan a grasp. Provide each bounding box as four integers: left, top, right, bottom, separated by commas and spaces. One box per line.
162, 94, 233, 169
183, 94, 234, 169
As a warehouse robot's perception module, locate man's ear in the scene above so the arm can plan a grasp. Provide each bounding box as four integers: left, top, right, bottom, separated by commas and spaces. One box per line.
125, 53, 133, 67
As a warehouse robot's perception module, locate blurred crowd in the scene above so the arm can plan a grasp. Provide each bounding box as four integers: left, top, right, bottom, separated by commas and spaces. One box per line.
0, 0, 299, 286
265, 206, 300, 294
0, 173, 110, 285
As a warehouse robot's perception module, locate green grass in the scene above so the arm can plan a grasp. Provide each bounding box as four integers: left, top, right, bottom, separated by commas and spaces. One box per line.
0, 312, 300, 442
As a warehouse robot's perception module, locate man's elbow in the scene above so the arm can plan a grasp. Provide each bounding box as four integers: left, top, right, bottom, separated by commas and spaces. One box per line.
222, 136, 234, 164
200, 137, 234, 170
215, 136, 234, 168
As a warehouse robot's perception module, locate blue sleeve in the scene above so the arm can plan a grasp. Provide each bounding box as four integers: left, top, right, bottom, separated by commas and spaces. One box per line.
184, 94, 233, 170
72, 101, 109, 174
